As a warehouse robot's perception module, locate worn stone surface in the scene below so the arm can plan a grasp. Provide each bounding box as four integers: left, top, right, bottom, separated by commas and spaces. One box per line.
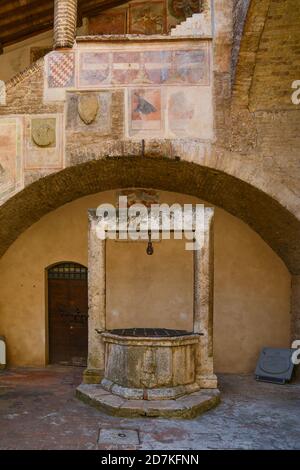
231, 0, 251, 83
78, 94, 99, 125
0, 367, 299, 449
66, 91, 112, 132
102, 380, 200, 401
194, 208, 217, 388
25, 114, 63, 171
65, 89, 124, 166
111, 383, 144, 400
98, 427, 140, 446
1, 61, 63, 115
31, 118, 56, 148
85, 217, 106, 381
77, 382, 220, 419
82, 368, 103, 385
101, 331, 198, 390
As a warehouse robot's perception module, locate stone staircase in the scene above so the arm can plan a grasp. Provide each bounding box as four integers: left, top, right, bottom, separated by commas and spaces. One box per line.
171, 11, 212, 37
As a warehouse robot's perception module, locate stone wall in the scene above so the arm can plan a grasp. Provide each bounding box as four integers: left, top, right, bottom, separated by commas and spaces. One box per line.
231, 0, 250, 83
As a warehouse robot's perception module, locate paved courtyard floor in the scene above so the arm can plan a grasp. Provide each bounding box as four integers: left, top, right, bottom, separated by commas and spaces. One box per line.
0, 366, 299, 450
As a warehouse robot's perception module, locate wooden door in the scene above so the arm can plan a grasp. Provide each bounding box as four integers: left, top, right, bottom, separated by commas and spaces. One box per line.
48, 263, 88, 366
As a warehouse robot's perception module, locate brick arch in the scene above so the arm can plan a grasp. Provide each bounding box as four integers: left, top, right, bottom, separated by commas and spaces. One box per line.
0, 156, 299, 273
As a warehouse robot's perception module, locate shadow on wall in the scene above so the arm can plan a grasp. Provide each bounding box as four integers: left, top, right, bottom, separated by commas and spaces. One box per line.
0, 188, 291, 373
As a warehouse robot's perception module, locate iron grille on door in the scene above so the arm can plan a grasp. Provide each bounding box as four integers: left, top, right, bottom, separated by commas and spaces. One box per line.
48, 263, 87, 280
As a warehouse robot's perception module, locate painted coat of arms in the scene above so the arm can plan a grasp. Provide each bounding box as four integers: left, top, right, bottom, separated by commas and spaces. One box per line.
47, 52, 75, 88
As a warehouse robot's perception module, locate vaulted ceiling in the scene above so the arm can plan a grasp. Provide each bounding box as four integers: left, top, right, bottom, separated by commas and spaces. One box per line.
0, 0, 129, 50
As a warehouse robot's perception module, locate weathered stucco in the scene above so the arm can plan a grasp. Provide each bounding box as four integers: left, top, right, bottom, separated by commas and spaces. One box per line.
0, 190, 291, 373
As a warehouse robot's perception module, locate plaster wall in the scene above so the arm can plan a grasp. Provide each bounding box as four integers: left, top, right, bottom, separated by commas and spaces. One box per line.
0, 31, 53, 83
0, 190, 291, 373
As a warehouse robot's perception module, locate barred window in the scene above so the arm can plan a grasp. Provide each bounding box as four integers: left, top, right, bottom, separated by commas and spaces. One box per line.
47, 262, 87, 280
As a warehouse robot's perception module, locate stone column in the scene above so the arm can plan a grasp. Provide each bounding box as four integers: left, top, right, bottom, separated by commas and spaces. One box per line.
291, 276, 300, 342
83, 212, 106, 384
193, 207, 218, 389
53, 0, 78, 49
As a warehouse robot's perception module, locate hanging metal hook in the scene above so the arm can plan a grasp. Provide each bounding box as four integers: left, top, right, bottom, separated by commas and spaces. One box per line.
146, 230, 154, 255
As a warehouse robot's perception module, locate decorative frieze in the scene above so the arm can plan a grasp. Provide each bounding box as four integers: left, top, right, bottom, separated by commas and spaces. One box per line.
77, 45, 210, 88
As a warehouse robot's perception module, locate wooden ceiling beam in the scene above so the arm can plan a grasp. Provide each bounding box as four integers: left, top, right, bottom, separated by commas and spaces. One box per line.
79, 0, 129, 16
3, 23, 52, 47
0, 16, 53, 45
0, 6, 54, 29
0, 0, 131, 48
0, 0, 50, 15
0, 13, 53, 37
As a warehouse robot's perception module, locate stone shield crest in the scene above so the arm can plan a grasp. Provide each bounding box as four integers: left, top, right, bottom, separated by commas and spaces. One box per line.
78, 94, 99, 125
31, 118, 56, 147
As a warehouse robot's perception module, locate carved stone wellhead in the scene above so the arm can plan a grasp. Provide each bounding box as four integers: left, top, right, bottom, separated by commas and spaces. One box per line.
53, 0, 78, 49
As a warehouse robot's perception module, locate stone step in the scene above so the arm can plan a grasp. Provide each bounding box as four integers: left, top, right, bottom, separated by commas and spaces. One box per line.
76, 383, 221, 419
171, 12, 212, 37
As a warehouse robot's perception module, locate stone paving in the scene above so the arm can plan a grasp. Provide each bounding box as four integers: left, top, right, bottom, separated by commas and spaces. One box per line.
0, 366, 299, 450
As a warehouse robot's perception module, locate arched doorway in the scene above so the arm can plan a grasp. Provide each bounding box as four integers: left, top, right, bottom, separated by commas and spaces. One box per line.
47, 262, 88, 366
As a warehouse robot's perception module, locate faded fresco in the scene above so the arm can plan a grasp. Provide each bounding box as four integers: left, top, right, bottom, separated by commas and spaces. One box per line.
0, 118, 23, 201
89, 9, 127, 35
112, 52, 141, 85
79, 52, 111, 88
117, 189, 160, 208
47, 52, 75, 89
43, 39, 213, 141
25, 115, 63, 170
128, 1, 167, 34
168, 0, 201, 20
167, 87, 213, 139
78, 45, 209, 89
86, 0, 203, 35
130, 88, 163, 133
0, 81, 5, 106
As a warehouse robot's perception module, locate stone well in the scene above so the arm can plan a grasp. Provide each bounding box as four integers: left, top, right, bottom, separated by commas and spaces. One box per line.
77, 206, 220, 418
100, 329, 201, 400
